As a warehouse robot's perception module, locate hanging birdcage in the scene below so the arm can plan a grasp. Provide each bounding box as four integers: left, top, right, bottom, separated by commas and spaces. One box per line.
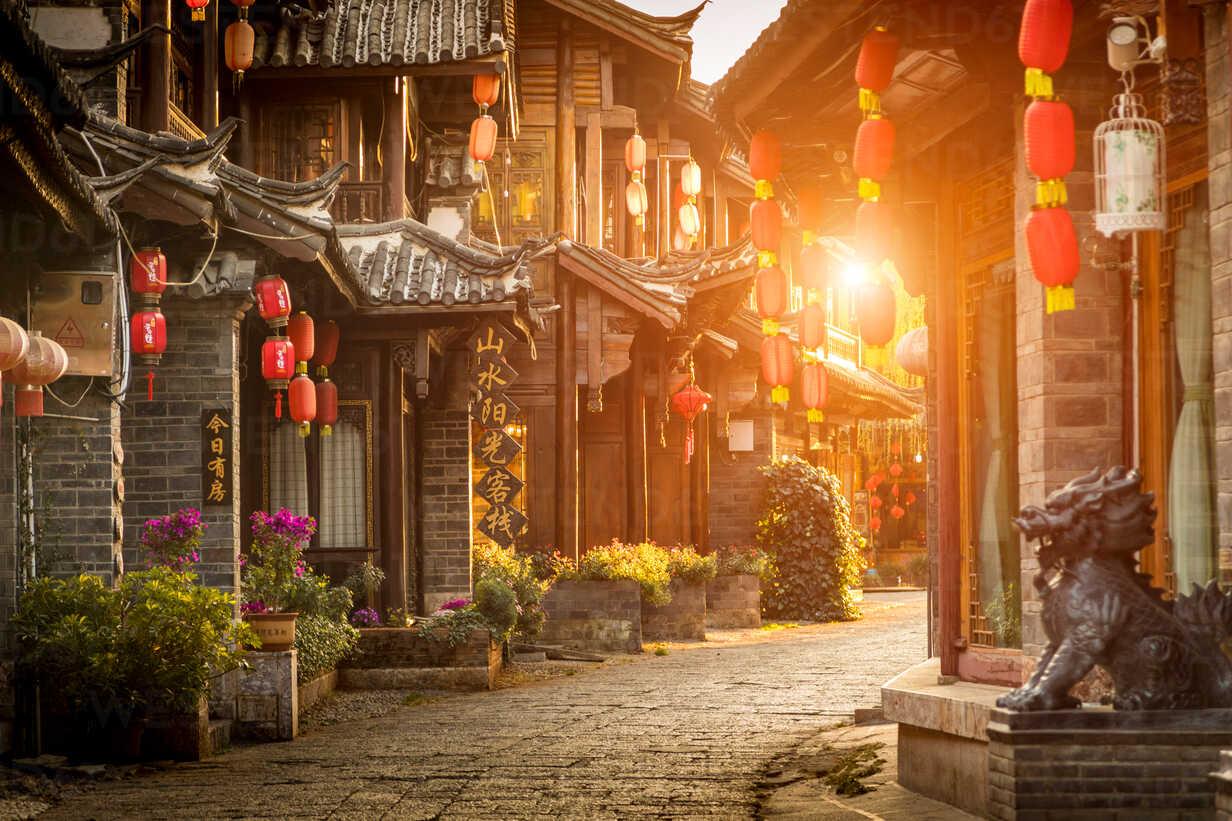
1093, 89, 1165, 237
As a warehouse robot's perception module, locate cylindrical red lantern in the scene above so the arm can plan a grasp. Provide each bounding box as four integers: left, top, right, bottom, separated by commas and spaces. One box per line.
760, 334, 794, 405
854, 117, 895, 200
797, 186, 825, 235
469, 115, 498, 163
287, 311, 315, 364
801, 303, 826, 351
472, 74, 501, 108
895, 326, 928, 377
856, 27, 900, 113
890, 504, 906, 520
756, 265, 789, 335
890, 463, 904, 478
289, 370, 317, 437
131, 247, 167, 303
749, 130, 781, 183
316, 377, 338, 436
1024, 99, 1074, 207
625, 133, 646, 173
750, 199, 782, 252
253, 274, 292, 329
225, 20, 255, 80
856, 280, 897, 347
800, 242, 828, 293
1019, 0, 1073, 89
314, 319, 340, 376
871, 495, 884, 511
10, 332, 67, 418
870, 515, 882, 533
670, 383, 712, 464
262, 336, 295, 418
801, 362, 829, 423
186, 0, 208, 22
1026, 206, 1079, 313
855, 200, 893, 264
130, 308, 168, 366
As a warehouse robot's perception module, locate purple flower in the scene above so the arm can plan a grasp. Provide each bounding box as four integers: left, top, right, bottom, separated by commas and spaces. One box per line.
350, 607, 381, 627
241, 601, 268, 615
440, 597, 471, 611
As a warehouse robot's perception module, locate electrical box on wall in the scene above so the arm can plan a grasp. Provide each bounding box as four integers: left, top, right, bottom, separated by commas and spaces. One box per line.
31, 272, 115, 377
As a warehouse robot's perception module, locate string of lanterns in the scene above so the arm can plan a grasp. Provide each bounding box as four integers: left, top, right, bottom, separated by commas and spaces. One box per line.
469, 74, 501, 164
254, 274, 341, 434
224, 0, 256, 91
749, 130, 792, 406
624, 131, 648, 228
797, 185, 828, 424
1020, 0, 1079, 314
678, 157, 702, 245
130, 247, 169, 399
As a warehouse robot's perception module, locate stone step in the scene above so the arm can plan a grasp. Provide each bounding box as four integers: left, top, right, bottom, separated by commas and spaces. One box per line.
511, 651, 547, 663
208, 719, 232, 756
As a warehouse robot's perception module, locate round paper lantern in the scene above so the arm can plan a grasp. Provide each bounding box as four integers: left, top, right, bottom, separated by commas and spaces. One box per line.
1026, 206, 1079, 313
906, 490, 918, 506
856, 279, 897, 346
856, 27, 900, 113
1019, 0, 1073, 78
314, 319, 340, 376
469, 115, 498, 163
289, 370, 317, 437
1025, 99, 1074, 207
316, 377, 338, 436
625, 133, 647, 173
287, 311, 315, 364
130, 308, 168, 367
186, 0, 208, 22
750, 199, 782, 252
625, 180, 648, 224
854, 117, 895, 199
680, 159, 702, 197
0, 317, 29, 373
801, 303, 826, 351
472, 74, 501, 108
749, 130, 781, 183
870, 515, 882, 533
865, 472, 885, 492
253, 274, 292, 329
800, 242, 828, 293
801, 362, 828, 423
679, 202, 700, 238
870, 495, 884, 510
10, 332, 68, 418
756, 265, 789, 334
760, 334, 794, 405
890, 463, 904, 478
262, 336, 295, 418
855, 200, 893, 264
895, 326, 928, 377
890, 505, 906, 520
670, 383, 712, 464
225, 20, 255, 80
131, 247, 167, 303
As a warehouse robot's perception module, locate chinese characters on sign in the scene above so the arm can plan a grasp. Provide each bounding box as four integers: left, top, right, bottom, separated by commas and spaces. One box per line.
201, 408, 232, 507
469, 320, 526, 548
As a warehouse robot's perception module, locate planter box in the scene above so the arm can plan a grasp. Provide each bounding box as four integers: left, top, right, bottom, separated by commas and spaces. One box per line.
706, 574, 761, 629
143, 698, 210, 761
235, 650, 297, 742
37, 694, 209, 762
539, 579, 642, 653
642, 580, 707, 641
340, 627, 501, 691
297, 670, 339, 715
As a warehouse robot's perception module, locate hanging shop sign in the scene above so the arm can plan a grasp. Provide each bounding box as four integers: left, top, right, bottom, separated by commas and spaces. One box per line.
471, 390, 520, 429
477, 500, 529, 548
475, 465, 524, 508
469, 318, 526, 548
201, 408, 232, 507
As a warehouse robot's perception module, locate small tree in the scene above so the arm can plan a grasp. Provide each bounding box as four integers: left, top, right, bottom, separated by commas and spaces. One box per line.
757, 456, 862, 622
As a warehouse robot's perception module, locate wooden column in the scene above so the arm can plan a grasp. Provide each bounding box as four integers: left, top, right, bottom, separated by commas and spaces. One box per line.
555, 18, 579, 560
202, 1, 219, 129
690, 369, 711, 552
656, 119, 670, 257
141, 0, 172, 134
381, 347, 407, 612
237, 92, 254, 169
625, 343, 647, 542
383, 78, 407, 221
585, 111, 603, 246
936, 174, 962, 677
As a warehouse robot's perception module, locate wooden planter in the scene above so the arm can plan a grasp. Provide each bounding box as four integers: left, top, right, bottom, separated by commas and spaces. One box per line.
245, 612, 298, 651
340, 627, 501, 691
540, 579, 642, 653
37, 693, 209, 761
642, 580, 707, 641
706, 574, 762, 628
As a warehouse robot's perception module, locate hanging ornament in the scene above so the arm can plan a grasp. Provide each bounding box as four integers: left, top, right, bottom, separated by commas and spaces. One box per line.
131, 247, 168, 305
856, 278, 897, 346
186, 0, 208, 22
748, 130, 781, 194
0, 318, 28, 408
891, 482, 901, 498
625, 132, 647, 174
801, 362, 828, 423
316, 377, 338, 436
1026, 206, 1079, 313
870, 495, 884, 511
895, 327, 928, 377
1025, 99, 1075, 208
905, 490, 918, 506
760, 334, 794, 405
289, 366, 317, 437
1093, 92, 1166, 237
469, 115, 498, 163
889, 462, 904, 478
680, 158, 702, 198
865, 472, 885, 492
253, 274, 292, 329
472, 74, 501, 109
890, 504, 906, 520
800, 242, 828, 294
756, 266, 789, 336
870, 515, 882, 533
1019, 0, 1073, 98
853, 116, 895, 201
130, 308, 168, 368
856, 27, 900, 114
9, 332, 68, 418
750, 199, 782, 253
679, 202, 701, 239
670, 382, 712, 465
225, 20, 255, 91
625, 180, 649, 227
262, 336, 295, 419
801, 303, 826, 352
287, 311, 315, 371
314, 319, 340, 377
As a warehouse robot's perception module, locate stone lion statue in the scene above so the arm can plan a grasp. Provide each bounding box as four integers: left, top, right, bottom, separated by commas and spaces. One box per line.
997, 466, 1232, 712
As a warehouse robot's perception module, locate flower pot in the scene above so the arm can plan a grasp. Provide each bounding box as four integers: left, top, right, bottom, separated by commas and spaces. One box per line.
245, 611, 298, 651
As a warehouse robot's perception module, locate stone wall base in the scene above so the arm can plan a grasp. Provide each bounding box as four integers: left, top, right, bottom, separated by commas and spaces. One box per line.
540, 579, 642, 653
298, 670, 339, 715
642, 580, 706, 641
342, 627, 501, 690
234, 651, 297, 741
705, 575, 761, 628
340, 667, 493, 691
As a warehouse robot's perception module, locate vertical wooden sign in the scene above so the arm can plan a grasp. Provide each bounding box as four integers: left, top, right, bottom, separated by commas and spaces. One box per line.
201, 408, 232, 507
469, 319, 527, 547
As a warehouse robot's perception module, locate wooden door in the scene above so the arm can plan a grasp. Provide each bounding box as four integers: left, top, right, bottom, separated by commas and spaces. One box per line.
648, 418, 692, 546
580, 398, 627, 550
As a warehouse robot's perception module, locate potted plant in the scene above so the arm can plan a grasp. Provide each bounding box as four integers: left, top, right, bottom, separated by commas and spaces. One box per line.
241, 508, 316, 651
708, 545, 775, 629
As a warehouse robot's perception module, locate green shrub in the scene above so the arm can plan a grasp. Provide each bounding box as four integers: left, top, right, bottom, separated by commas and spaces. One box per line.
343, 560, 386, 607
714, 545, 776, 582
415, 606, 489, 647
575, 541, 672, 606
757, 456, 862, 622
666, 545, 717, 585
474, 577, 519, 641
473, 543, 549, 639
294, 615, 359, 684
281, 571, 353, 621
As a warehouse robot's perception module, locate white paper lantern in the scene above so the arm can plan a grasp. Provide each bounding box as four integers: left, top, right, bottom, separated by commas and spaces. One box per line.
680, 159, 702, 197
1094, 92, 1165, 237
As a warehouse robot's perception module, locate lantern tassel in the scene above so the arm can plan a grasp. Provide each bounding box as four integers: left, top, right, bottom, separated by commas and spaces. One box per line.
757, 251, 778, 268
858, 178, 881, 201
146, 371, 155, 401
1024, 68, 1053, 99
684, 424, 695, 465
761, 318, 780, 336
192, 7, 205, 21
275, 391, 283, 419
807, 409, 825, 424
771, 385, 790, 405
858, 87, 880, 115
1035, 179, 1067, 208
298, 422, 311, 438
322, 425, 333, 437
1046, 285, 1075, 314
754, 180, 775, 200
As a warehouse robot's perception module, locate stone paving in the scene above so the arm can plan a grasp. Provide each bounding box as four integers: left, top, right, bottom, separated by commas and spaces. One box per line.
42, 592, 927, 820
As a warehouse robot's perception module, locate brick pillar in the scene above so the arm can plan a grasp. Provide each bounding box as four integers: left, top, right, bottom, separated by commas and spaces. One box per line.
1205, 4, 1232, 582
707, 412, 773, 548
1015, 74, 1124, 657
420, 408, 472, 613
122, 294, 249, 597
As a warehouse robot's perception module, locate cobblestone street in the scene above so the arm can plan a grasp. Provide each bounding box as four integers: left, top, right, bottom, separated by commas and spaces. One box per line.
43, 593, 925, 820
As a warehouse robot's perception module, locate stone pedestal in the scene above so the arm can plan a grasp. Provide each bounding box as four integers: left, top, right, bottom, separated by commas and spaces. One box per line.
540, 579, 642, 653
987, 707, 1232, 819
234, 651, 297, 741
1213, 750, 1232, 820
340, 627, 500, 691
642, 580, 706, 641
705, 574, 761, 628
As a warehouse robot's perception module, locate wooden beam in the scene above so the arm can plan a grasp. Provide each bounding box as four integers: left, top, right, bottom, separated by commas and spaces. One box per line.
656, 119, 670, 258
247, 55, 508, 81
935, 171, 962, 678
141, 0, 171, 134
585, 110, 603, 246
626, 342, 647, 542
202, 0, 219, 129
897, 83, 991, 163
586, 283, 603, 409
575, 105, 637, 130
556, 20, 577, 239
380, 345, 407, 612
556, 17, 579, 561
383, 78, 407, 220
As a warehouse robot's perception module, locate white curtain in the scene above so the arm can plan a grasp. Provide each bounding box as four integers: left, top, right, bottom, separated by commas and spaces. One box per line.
319, 420, 366, 549
268, 421, 308, 516
1169, 201, 1216, 589
976, 288, 1017, 621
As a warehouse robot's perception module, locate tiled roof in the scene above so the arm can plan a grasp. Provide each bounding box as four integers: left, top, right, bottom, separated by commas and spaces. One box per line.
252, 0, 510, 70
542, 0, 704, 63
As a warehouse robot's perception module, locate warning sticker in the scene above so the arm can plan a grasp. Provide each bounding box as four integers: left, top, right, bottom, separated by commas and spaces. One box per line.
53, 318, 86, 348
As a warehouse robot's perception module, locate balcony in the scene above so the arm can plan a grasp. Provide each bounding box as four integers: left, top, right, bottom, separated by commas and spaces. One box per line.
168, 102, 205, 141
331, 183, 385, 224
826, 324, 863, 368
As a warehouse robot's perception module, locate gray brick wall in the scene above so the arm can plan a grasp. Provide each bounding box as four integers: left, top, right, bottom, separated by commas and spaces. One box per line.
708, 413, 774, 548
420, 409, 472, 612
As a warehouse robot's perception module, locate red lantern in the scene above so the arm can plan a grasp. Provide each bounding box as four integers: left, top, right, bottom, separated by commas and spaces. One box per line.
801, 303, 826, 351
856, 279, 897, 347
855, 200, 893, 264
906, 490, 918, 506
262, 336, 295, 418
760, 334, 794, 405
865, 473, 884, 492
10, 332, 67, 418
854, 117, 895, 200
870, 515, 882, 533
230, 0, 255, 12
801, 362, 828, 423
1026, 206, 1079, 313
131, 247, 167, 304
130, 308, 168, 367
1019, 0, 1073, 96
472, 74, 501, 109
186, 0, 208, 22
469, 115, 498, 163
749, 130, 781, 183
1025, 99, 1074, 207
314, 319, 340, 377
895, 327, 928, 377
225, 21, 255, 88
856, 27, 900, 113
756, 266, 789, 335
316, 377, 338, 436
681, 159, 702, 198
625, 133, 647, 173
800, 243, 828, 293
253, 275, 292, 329
890, 505, 906, 520
750, 199, 782, 252
890, 464, 904, 479
670, 383, 712, 464
289, 370, 317, 437
287, 312, 315, 365
892, 483, 900, 498
870, 495, 884, 510
798, 186, 825, 234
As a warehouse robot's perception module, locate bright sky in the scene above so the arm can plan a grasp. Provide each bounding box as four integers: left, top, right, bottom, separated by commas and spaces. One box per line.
623, 0, 791, 85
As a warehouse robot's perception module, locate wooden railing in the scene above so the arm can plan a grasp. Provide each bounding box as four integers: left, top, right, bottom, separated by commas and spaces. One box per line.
826, 324, 862, 368
331, 183, 385, 224
168, 103, 205, 141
